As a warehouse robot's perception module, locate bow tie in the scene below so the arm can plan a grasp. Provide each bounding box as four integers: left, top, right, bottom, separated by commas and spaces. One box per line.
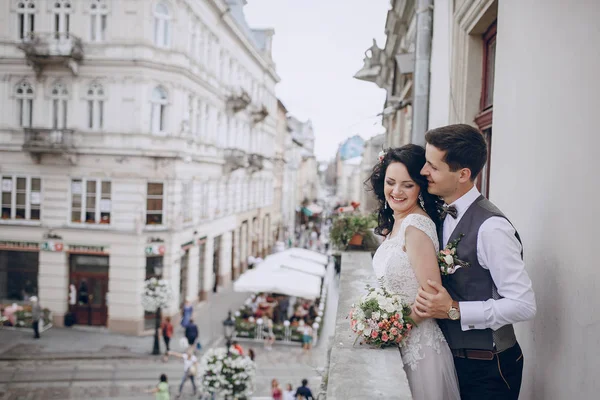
439, 204, 458, 219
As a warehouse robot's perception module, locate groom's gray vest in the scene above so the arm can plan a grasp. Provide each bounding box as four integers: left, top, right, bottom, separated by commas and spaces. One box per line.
437, 195, 519, 352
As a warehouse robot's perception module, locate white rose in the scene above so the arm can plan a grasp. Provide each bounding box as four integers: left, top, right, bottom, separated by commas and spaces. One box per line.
363, 327, 372, 336
385, 303, 396, 313
382, 313, 388, 320
357, 322, 365, 331
372, 311, 381, 321
444, 255, 454, 265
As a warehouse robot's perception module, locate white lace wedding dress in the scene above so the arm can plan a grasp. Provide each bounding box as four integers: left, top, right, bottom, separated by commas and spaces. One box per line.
372, 214, 461, 400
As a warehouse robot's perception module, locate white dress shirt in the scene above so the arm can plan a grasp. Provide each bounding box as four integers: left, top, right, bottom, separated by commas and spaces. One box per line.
442, 186, 537, 332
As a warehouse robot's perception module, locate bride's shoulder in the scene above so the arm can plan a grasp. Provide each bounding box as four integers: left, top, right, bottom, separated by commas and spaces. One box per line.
403, 213, 435, 227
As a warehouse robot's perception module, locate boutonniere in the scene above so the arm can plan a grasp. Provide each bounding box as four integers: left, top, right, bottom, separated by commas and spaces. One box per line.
438, 234, 470, 275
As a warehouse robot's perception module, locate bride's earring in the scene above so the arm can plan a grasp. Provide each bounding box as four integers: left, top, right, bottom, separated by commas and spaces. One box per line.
418, 193, 425, 209
384, 201, 388, 210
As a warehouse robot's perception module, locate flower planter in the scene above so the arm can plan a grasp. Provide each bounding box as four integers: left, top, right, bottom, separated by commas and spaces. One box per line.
348, 233, 364, 247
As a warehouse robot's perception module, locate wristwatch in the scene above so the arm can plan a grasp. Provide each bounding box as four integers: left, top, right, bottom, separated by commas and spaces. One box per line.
447, 301, 460, 321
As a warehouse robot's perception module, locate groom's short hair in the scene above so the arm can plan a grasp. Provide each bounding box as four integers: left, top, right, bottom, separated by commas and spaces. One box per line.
425, 124, 488, 181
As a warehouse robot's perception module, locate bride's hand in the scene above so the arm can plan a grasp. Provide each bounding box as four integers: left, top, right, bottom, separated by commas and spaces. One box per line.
409, 304, 425, 325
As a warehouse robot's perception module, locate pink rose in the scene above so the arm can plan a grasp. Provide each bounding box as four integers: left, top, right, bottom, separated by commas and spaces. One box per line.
442, 249, 451, 255
390, 327, 398, 336
395, 313, 400, 320
406, 324, 412, 330
396, 336, 402, 343
371, 330, 378, 339
393, 321, 400, 327
381, 333, 389, 342
378, 322, 384, 328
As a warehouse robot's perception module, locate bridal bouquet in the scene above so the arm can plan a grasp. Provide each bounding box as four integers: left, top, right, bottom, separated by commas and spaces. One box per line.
349, 285, 414, 348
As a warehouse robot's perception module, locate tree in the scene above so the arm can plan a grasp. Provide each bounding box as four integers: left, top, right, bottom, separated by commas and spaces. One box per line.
141, 278, 173, 355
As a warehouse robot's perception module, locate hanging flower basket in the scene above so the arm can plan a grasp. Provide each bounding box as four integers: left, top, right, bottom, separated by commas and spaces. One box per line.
201, 347, 256, 398
348, 233, 364, 246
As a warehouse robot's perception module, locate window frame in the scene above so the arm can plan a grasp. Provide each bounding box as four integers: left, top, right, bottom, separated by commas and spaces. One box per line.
15, 80, 34, 128
85, 81, 105, 130
1, 175, 41, 223
69, 178, 112, 225
182, 181, 193, 223
153, 2, 171, 48
146, 182, 165, 227
50, 81, 69, 129
150, 86, 168, 134
52, 0, 72, 37
89, 0, 108, 42
17, 0, 36, 40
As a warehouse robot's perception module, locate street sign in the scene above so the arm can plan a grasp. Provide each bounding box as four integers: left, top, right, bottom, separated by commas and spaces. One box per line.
41, 241, 64, 252
145, 244, 165, 256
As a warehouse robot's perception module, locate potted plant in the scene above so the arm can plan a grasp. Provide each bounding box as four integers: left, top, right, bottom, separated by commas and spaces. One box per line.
329, 212, 378, 251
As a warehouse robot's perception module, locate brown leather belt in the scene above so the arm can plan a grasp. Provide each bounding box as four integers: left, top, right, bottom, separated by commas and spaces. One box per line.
451, 348, 497, 361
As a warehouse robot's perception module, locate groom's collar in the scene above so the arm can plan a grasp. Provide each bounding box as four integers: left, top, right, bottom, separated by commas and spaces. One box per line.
448, 186, 481, 219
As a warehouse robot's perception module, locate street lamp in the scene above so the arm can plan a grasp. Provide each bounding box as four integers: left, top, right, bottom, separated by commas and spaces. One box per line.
223, 310, 235, 350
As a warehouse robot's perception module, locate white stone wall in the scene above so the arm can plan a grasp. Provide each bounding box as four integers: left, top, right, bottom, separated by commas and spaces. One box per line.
490, 2, 600, 398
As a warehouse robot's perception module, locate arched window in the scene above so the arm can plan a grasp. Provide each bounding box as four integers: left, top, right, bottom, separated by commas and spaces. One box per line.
151, 86, 168, 134
89, 0, 108, 42
17, 0, 36, 40
50, 81, 69, 129
53, 0, 72, 37
153, 2, 171, 48
86, 82, 105, 130
15, 81, 34, 127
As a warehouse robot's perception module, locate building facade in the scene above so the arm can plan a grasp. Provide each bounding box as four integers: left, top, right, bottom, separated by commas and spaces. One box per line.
0, 0, 279, 334
359, 133, 384, 214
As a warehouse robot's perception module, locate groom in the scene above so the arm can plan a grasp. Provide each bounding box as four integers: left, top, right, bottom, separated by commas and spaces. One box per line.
414, 124, 536, 400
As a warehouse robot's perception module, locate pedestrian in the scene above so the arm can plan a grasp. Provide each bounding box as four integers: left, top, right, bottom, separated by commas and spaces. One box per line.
264, 318, 275, 351
301, 323, 313, 353
180, 298, 193, 328
248, 348, 255, 362
295, 379, 314, 400
161, 316, 174, 359
146, 373, 170, 400
185, 318, 198, 348
168, 348, 198, 398
271, 378, 282, 400
282, 383, 295, 400
231, 340, 244, 356
30, 296, 42, 339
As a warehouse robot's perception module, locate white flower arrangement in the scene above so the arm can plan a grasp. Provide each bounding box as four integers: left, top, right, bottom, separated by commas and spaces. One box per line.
200, 347, 256, 398
141, 277, 173, 312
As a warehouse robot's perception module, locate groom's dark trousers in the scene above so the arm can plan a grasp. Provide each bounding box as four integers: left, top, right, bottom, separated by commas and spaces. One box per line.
452, 342, 523, 400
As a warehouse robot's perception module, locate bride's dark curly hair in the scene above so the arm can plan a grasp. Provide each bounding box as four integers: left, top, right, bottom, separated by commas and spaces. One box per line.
366, 144, 443, 236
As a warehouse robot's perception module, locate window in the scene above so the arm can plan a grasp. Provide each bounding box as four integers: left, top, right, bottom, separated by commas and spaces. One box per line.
1, 176, 41, 221
146, 182, 164, 225
17, 0, 36, 40
475, 21, 496, 198
15, 81, 34, 127
53, 0, 72, 37
153, 2, 171, 48
86, 82, 105, 130
50, 81, 69, 129
71, 179, 111, 224
89, 0, 108, 42
182, 181, 192, 222
150, 86, 168, 134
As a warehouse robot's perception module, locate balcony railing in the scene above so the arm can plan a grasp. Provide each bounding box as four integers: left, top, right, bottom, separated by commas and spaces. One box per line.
251, 106, 269, 124
18, 33, 84, 77
226, 89, 252, 113
247, 153, 265, 174
23, 128, 75, 153
223, 148, 249, 174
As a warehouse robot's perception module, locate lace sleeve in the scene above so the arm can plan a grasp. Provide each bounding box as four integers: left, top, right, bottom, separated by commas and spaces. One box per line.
400, 214, 439, 253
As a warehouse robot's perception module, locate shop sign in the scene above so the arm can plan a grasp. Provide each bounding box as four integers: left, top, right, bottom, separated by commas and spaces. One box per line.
181, 240, 194, 250
0, 240, 39, 251
145, 244, 165, 256
67, 244, 108, 254
197, 237, 207, 245
40, 241, 64, 252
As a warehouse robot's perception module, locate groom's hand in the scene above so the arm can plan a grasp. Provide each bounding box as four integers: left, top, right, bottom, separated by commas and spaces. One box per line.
414, 280, 454, 319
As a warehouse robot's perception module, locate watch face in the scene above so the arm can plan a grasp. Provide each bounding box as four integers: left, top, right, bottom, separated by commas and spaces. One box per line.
448, 308, 460, 320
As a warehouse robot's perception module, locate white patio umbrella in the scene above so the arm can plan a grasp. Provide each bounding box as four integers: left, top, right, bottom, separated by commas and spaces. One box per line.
279, 247, 328, 266
233, 265, 321, 299
261, 253, 326, 278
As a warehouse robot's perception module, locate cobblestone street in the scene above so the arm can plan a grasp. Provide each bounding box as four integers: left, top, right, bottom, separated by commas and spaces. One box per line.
0, 268, 339, 399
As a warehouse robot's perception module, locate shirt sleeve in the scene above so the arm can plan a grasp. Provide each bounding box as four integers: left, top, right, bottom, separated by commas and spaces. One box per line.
459, 217, 537, 331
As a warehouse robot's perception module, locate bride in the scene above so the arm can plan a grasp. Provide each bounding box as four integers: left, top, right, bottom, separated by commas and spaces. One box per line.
368, 145, 460, 400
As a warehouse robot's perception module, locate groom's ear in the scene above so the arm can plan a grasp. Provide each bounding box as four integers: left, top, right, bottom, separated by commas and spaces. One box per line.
458, 168, 472, 183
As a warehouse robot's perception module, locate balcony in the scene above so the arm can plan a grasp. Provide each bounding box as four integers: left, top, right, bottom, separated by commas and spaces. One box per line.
247, 153, 265, 174
18, 33, 84, 78
251, 105, 269, 124
223, 148, 249, 174
325, 252, 412, 399
226, 89, 252, 113
23, 128, 76, 163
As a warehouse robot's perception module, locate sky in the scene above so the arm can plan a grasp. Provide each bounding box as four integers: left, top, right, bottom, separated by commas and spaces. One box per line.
243, 0, 390, 161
